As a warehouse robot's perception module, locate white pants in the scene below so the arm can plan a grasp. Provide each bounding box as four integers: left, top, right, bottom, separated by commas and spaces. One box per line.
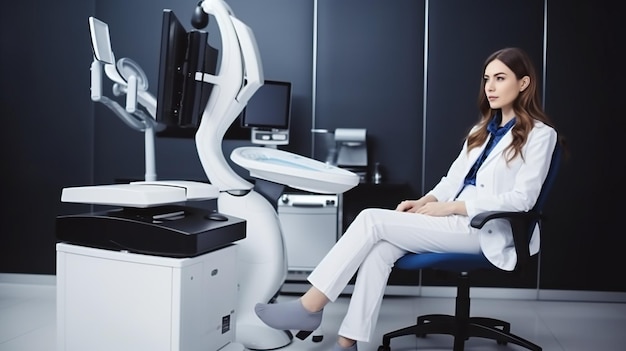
307, 206, 481, 342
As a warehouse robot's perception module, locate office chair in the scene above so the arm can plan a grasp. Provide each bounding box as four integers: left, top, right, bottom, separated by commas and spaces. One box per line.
378, 143, 561, 351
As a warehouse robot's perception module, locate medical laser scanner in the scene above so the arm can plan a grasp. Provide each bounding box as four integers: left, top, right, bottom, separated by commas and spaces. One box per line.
56, 1, 359, 350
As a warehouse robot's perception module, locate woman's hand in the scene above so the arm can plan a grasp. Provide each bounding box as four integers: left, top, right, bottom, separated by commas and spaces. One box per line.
396, 194, 438, 213
395, 200, 422, 213
414, 201, 465, 216
396, 197, 467, 217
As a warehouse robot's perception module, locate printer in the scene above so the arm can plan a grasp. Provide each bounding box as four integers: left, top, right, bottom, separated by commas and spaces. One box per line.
334, 128, 368, 182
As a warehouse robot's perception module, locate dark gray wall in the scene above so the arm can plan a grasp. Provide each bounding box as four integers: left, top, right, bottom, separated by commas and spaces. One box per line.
1, 0, 623, 293
1, 0, 95, 274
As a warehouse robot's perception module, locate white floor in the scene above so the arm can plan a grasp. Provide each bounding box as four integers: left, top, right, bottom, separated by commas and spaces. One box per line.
2, 278, 626, 351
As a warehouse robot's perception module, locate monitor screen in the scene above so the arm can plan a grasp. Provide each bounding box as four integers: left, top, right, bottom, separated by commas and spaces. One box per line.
155, 9, 218, 138
241, 80, 292, 131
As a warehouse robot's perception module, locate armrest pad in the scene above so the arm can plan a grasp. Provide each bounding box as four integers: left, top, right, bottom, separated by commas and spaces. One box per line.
470, 210, 542, 229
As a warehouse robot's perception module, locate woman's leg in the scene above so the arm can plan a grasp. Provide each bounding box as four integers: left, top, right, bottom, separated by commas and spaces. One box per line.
308, 208, 479, 302
254, 208, 393, 335
309, 208, 481, 342
256, 207, 480, 341
336, 241, 405, 342
301, 286, 329, 312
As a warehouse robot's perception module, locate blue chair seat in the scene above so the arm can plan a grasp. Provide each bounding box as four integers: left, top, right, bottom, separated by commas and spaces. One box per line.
395, 252, 493, 273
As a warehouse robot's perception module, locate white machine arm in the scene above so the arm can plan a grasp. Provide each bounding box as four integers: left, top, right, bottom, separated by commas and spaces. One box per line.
192, 1, 359, 195
194, 0, 264, 192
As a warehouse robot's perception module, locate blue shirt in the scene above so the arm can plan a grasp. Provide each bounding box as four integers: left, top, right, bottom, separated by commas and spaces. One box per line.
455, 114, 516, 198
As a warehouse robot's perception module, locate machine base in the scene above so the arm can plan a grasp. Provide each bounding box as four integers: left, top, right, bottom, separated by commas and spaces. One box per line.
237, 324, 292, 350
56, 243, 239, 351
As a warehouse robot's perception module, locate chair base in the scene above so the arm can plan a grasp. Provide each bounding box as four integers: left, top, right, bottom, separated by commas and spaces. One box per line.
378, 273, 542, 351
378, 313, 542, 351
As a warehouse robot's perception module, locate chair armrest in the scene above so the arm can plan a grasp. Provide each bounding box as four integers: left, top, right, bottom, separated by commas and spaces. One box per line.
470, 210, 542, 229
470, 210, 543, 270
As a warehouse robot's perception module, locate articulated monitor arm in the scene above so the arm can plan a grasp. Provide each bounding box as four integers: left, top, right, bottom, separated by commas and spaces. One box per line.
88, 16, 158, 181
90, 58, 157, 131
194, 0, 264, 192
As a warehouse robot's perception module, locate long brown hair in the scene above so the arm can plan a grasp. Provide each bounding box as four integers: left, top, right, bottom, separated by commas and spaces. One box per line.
467, 47, 555, 162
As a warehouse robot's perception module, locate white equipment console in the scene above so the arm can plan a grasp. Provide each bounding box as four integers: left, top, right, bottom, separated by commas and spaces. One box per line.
231, 146, 358, 194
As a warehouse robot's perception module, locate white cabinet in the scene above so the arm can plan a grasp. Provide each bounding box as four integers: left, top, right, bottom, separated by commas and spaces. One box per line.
56, 243, 239, 351
277, 193, 338, 272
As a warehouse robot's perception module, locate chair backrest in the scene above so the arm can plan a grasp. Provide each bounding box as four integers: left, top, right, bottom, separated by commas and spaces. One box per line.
511, 139, 561, 270
532, 141, 562, 213
518, 139, 561, 254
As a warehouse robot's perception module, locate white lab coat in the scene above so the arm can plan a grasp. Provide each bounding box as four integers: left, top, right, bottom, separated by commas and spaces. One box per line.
307, 120, 558, 342
428, 120, 557, 270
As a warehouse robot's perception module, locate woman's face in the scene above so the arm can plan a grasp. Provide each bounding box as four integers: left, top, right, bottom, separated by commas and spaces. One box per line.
483, 59, 528, 116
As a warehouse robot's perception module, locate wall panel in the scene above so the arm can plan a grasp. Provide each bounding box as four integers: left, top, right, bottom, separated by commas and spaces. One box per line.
540, 0, 623, 292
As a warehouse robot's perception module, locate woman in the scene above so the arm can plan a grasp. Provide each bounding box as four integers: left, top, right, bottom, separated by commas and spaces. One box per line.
255, 47, 559, 351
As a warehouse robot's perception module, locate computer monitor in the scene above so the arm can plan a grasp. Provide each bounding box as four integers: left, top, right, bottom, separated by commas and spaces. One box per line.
155, 9, 219, 138
241, 80, 292, 146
